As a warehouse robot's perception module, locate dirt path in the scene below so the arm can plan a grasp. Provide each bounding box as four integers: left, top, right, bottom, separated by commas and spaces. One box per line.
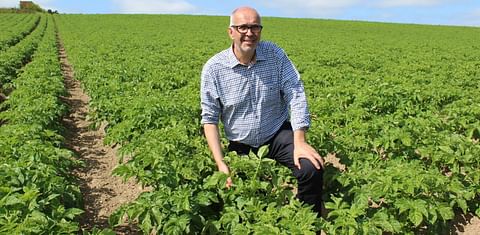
56, 36, 145, 233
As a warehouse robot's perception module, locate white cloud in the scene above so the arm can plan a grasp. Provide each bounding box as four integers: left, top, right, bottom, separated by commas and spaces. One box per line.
113, 0, 196, 14
283, 0, 359, 9
0, 0, 55, 9
35, 0, 57, 11
259, 0, 360, 18
0, 0, 22, 8
457, 8, 480, 26
470, 8, 480, 17
375, 0, 445, 8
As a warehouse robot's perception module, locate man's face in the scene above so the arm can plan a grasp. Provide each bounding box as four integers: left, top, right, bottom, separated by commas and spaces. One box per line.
229, 9, 262, 55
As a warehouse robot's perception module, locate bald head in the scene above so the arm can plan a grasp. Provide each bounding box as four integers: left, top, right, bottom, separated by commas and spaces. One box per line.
228, 6, 262, 61
229, 6, 261, 26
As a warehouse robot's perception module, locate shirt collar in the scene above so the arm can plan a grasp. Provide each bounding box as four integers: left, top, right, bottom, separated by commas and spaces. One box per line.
225, 42, 266, 68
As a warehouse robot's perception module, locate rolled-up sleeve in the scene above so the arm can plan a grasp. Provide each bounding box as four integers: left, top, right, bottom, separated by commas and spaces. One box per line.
278, 49, 310, 131
200, 65, 221, 125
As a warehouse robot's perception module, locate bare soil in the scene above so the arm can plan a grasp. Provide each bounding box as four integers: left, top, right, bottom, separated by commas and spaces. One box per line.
450, 213, 480, 235
57, 38, 146, 233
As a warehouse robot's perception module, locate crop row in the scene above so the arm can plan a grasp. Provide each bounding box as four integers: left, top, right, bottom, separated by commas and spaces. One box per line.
0, 13, 45, 88
0, 13, 40, 51
0, 15, 83, 234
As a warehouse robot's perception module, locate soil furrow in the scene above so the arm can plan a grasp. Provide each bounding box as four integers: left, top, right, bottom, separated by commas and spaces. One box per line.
56, 35, 144, 234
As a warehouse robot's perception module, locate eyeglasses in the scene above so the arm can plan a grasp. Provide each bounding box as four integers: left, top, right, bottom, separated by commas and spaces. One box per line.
230, 24, 263, 34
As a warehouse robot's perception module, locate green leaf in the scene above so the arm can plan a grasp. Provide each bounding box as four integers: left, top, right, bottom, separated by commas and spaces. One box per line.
257, 145, 269, 158
467, 127, 480, 139
196, 191, 217, 206
437, 205, 454, 220
64, 208, 84, 220
456, 198, 468, 213
400, 136, 412, 146
408, 210, 423, 227
324, 202, 337, 210
394, 199, 410, 214
438, 146, 453, 154
164, 214, 190, 234
371, 211, 401, 234
235, 196, 247, 209
140, 212, 153, 233
4, 195, 23, 206
21, 187, 39, 202
203, 172, 228, 189
151, 207, 164, 228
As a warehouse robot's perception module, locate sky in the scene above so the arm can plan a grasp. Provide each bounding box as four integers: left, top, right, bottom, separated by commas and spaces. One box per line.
1, 0, 480, 27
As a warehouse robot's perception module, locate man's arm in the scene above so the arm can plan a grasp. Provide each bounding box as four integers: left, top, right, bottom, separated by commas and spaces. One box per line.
203, 123, 227, 172
275, 45, 324, 169
203, 123, 233, 188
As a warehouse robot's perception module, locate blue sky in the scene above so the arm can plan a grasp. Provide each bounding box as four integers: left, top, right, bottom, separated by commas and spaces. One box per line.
1, 0, 479, 27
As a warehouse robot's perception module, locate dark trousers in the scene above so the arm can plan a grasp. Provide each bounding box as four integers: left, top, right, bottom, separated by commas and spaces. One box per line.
228, 122, 323, 214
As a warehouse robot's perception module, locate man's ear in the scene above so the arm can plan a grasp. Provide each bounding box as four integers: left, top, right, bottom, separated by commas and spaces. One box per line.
227, 27, 234, 39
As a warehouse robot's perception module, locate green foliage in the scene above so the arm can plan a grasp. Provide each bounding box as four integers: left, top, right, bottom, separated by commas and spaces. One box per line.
0, 14, 40, 51
111, 151, 319, 234
0, 14, 45, 86
54, 14, 480, 234
0, 15, 83, 233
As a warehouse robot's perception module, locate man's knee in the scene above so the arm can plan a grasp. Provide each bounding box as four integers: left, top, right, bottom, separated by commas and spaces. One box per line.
295, 159, 323, 183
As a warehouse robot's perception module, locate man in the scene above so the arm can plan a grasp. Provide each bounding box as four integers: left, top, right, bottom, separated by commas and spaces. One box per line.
200, 6, 324, 214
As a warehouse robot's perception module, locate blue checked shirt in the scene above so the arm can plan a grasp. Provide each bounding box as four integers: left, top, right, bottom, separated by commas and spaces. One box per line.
200, 41, 310, 147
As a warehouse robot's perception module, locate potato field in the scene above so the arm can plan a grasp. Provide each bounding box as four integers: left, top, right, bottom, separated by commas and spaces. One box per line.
1, 13, 479, 234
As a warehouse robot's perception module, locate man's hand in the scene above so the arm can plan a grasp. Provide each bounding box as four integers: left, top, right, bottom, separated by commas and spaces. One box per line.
217, 161, 233, 188
293, 128, 324, 170
293, 141, 324, 170
204, 123, 233, 188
